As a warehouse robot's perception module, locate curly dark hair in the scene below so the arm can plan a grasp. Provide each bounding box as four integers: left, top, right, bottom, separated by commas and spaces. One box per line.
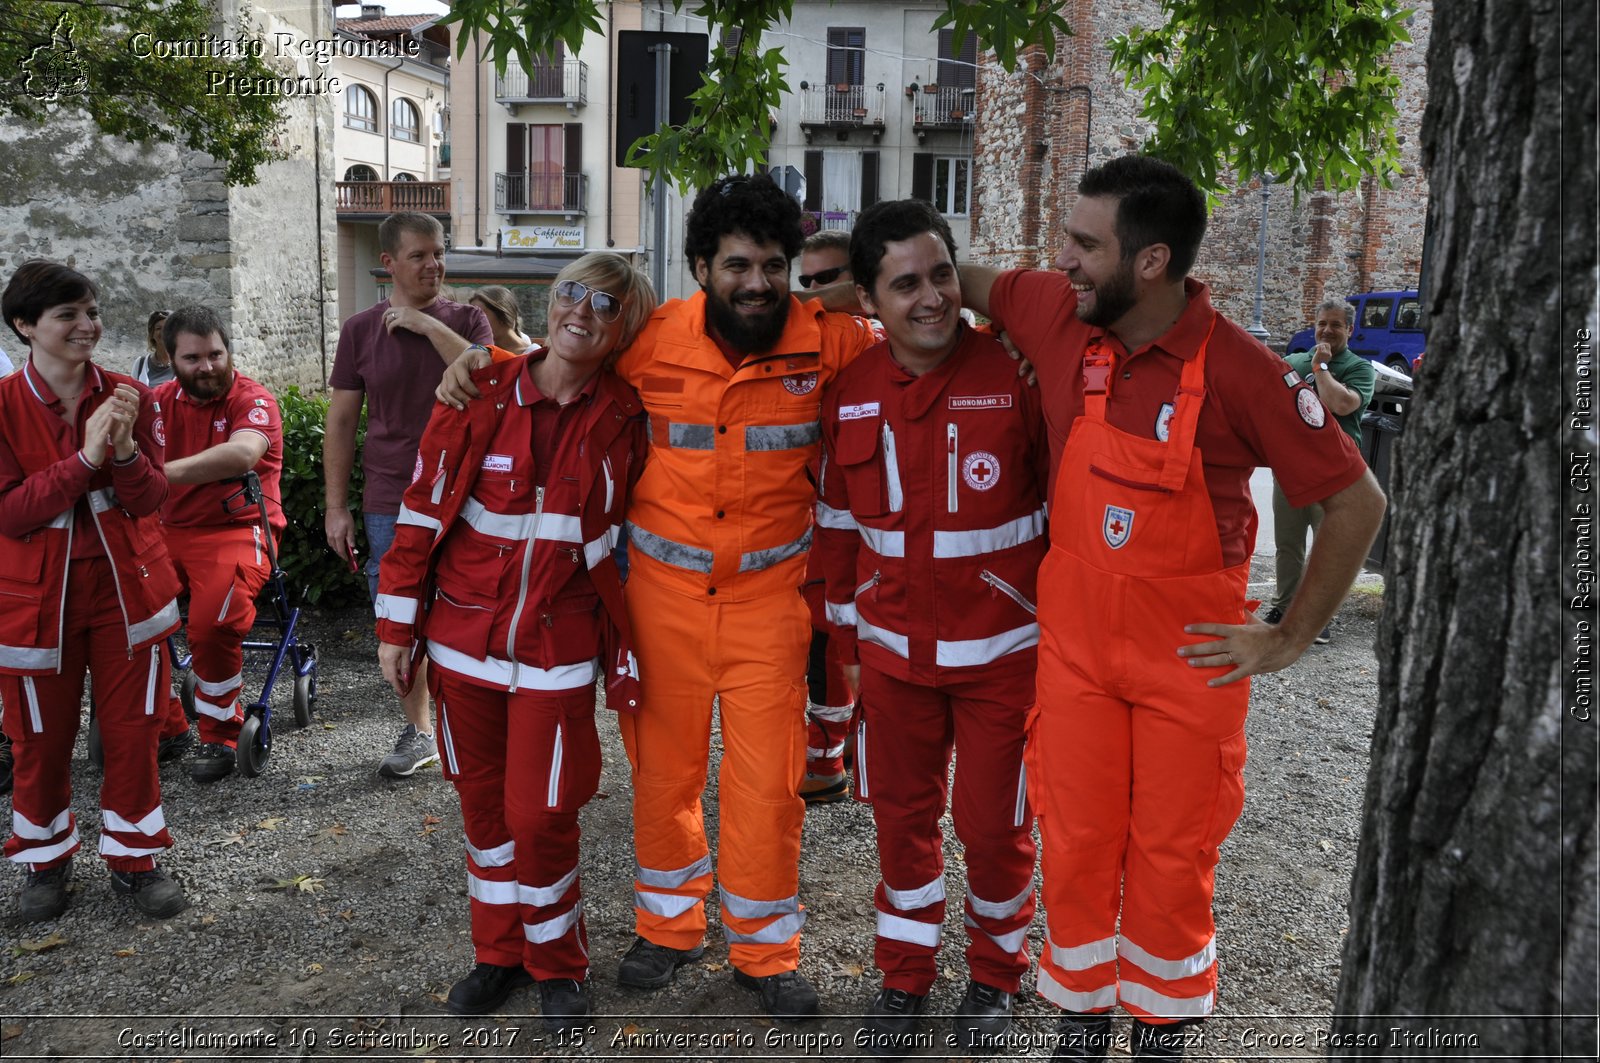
849, 199, 958, 296
683, 174, 804, 271
1078, 154, 1208, 280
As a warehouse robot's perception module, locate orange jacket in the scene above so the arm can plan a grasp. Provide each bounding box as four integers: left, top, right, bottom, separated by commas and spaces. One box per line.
614, 291, 876, 601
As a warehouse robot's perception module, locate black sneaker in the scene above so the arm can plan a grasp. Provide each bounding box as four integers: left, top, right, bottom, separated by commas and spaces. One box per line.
187, 742, 235, 783
446, 962, 533, 1015
537, 977, 590, 1034
1052, 1011, 1113, 1062
1132, 1019, 1188, 1058
616, 936, 704, 990
0, 730, 12, 794
1257, 606, 1284, 625
858, 986, 927, 1057
109, 864, 188, 919
157, 727, 193, 763
19, 859, 72, 923
732, 967, 819, 1022
952, 980, 1013, 1052
1315, 622, 1333, 645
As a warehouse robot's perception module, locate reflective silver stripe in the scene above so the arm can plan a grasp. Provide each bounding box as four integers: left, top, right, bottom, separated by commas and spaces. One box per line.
858, 524, 904, 558
525, 901, 584, 943
47, 509, 71, 530
637, 855, 713, 889
1014, 762, 1028, 829
216, 582, 235, 623
855, 716, 870, 798
128, 599, 181, 646
1119, 979, 1215, 1019
195, 695, 236, 722
426, 640, 597, 692
467, 875, 520, 905
809, 701, 854, 723
935, 509, 1047, 558
806, 740, 846, 758
935, 624, 1039, 668
86, 487, 117, 513
99, 837, 165, 858
547, 723, 564, 807
723, 909, 806, 944
438, 696, 460, 775
883, 876, 945, 912
964, 914, 1030, 955
196, 670, 244, 697
739, 526, 811, 573
1119, 935, 1216, 981
967, 881, 1033, 920
0, 644, 61, 671
102, 807, 167, 835
467, 839, 515, 868
24, 677, 42, 732
6, 830, 79, 865
745, 422, 820, 451
1037, 968, 1117, 1012
521, 864, 579, 908
882, 423, 903, 511
396, 504, 443, 534
12, 808, 71, 840
669, 423, 717, 450
815, 501, 857, 531
1051, 935, 1117, 971
719, 887, 800, 920
374, 594, 418, 625
460, 496, 582, 544
857, 618, 909, 658
824, 600, 857, 628
626, 523, 714, 573
876, 910, 941, 947
602, 455, 615, 512
636, 890, 701, 917
584, 525, 621, 570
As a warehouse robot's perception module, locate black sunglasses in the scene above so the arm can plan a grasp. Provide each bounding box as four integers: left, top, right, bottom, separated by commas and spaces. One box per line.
798, 265, 847, 289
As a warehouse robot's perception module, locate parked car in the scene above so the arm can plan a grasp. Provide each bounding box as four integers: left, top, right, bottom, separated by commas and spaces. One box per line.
1286, 290, 1424, 373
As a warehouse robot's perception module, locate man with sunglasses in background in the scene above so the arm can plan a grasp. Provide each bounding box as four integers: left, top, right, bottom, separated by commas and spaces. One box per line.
437, 175, 879, 1021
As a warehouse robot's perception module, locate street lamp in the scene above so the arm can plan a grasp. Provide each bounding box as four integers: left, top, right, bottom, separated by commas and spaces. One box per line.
1245, 173, 1274, 342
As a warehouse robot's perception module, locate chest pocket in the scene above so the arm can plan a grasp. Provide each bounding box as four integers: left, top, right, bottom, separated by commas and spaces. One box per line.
833, 416, 889, 518
0, 534, 46, 586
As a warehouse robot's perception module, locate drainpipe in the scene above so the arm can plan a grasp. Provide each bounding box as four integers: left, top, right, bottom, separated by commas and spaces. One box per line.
381, 55, 405, 180
475, 34, 483, 247
606, 1, 615, 247
314, 113, 329, 386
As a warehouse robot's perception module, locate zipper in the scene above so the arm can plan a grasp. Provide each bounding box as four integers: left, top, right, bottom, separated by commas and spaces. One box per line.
946, 423, 959, 514
855, 715, 869, 800
979, 569, 1037, 615
435, 588, 491, 612
855, 570, 881, 600
882, 423, 903, 512
53, 521, 73, 672
504, 485, 545, 690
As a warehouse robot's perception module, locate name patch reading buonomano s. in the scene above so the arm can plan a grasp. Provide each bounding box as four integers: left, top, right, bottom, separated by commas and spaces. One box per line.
948, 394, 1013, 410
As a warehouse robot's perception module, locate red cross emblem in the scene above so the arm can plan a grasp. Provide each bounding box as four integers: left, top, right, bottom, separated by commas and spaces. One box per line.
1103, 505, 1134, 549
962, 450, 1000, 492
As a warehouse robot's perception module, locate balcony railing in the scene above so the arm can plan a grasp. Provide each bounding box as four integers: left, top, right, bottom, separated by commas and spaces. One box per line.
334, 180, 450, 215
912, 85, 977, 131
496, 60, 589, 107
495, 171, 589, 215
797, 83, 887, 140
802, 210, 857, 234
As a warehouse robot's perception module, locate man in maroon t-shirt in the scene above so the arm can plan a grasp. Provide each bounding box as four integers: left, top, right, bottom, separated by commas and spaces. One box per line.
153, 306, 284, 783
324, 212, 492, 779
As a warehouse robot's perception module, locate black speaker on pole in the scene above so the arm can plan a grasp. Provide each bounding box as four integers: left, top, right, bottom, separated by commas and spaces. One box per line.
615, 31, 710, 168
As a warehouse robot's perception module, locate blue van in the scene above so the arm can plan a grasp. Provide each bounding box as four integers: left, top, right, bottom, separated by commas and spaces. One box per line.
1285, 290, 1424, 373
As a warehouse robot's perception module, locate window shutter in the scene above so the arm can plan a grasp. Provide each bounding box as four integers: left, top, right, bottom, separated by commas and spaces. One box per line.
804, 150, 823, 212
506, 123, 526, 173
860, 151, 879, 209
911, 153, 933, 202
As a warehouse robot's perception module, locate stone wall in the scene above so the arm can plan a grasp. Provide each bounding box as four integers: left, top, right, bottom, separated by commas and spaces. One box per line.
971, 0, 1432, 342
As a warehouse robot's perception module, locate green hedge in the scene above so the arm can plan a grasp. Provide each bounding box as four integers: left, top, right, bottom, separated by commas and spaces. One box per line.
277, 386, 370, 609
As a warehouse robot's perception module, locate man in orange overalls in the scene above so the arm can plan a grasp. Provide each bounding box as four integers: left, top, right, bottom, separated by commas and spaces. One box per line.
960, 155, 1386, 1060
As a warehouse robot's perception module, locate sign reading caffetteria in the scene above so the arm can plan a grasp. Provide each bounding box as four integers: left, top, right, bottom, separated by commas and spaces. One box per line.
501, 225, 586, 250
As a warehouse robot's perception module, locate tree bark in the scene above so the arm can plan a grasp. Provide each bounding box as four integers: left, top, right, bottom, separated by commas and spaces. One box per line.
1334, 0, 1597, 1056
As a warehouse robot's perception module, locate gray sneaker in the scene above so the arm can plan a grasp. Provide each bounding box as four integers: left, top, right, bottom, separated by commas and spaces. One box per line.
378, 724, 439, 778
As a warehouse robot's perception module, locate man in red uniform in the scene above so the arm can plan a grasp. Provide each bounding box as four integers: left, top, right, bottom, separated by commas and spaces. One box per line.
959, 156, 1386, 1060
152, 306, 283, 783
815, 200, 1048, 1055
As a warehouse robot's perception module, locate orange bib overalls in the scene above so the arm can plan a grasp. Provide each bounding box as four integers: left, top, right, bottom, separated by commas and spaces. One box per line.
1029, 322, 1249, 1024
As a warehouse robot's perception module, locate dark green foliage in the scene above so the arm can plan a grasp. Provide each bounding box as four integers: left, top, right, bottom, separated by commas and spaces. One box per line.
277, 387, 368, 609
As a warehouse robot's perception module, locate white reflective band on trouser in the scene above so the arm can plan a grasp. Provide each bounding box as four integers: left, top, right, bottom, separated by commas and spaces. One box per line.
100, 836, 167, 858
720, 887, 801, 920
883, 876, 945, 912
102, 807, 167, 837
815, 501, 857, 531
1037, 968, 1117, 1012
195, 695, 237, 722
1120, 935, 1216, 981
724, 909, 806, 944
1051, 935, 1117, 971
24, 677, 42, 732
525, 901, 584, 943
374, 593, 418, 625
964, 913, 1030, 954
636, 890, 701, 917
1119, 979, 1215, 1019
467, 874, 520, 905
876, 910, 941, 947
807, 742, 846, 759
637, 854, 713, 889
468, 839, 516, 868
196, 671, 244, 697
933, 509, 1046, 558
9, 829, 80, 865
426, 641, 597, 692
521, 864, 579, 908
12, 808, 72, 841
967, 881, 1033, 920
460, 496, 581, 544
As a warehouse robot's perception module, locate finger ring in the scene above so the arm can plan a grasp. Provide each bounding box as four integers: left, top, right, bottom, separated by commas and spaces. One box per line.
1226, 651, 1235, 664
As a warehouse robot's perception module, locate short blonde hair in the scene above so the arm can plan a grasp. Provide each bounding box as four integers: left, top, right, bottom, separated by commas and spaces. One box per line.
551, 252, 658, 354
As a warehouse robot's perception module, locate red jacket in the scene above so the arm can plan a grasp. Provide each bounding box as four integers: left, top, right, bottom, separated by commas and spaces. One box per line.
0, 362, 181, 674
815, 328, 1049, 685
375, 351, 648, 711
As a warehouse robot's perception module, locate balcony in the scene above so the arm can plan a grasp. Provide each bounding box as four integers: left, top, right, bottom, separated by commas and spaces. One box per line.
802, 210, 857, 235
496, 60, 588, 112
797, 83, 887, 142
495, 171, 589, 217
334, 180, 450, 218
911, 84, 976, 142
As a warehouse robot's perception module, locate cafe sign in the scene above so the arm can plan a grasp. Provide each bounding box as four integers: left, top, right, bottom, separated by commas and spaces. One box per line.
501, 225, 586, 250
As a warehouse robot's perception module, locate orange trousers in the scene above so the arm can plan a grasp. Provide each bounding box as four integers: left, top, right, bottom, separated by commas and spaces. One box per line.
619, 570, 810, 976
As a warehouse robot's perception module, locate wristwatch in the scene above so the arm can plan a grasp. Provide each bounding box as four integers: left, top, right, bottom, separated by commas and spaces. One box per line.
1317, 361, 1330, 372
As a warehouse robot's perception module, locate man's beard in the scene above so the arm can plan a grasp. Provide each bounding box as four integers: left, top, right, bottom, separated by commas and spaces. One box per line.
1078, 262, 1138, 328
704, 287, 790, 353
178, 368, 230, 402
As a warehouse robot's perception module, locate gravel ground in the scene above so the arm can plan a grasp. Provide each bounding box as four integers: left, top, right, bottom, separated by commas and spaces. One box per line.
0, 559, 1383, 1061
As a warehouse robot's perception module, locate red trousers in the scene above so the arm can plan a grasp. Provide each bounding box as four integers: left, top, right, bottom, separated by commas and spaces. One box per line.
2, 557, 173, 872
432, 665, 601, 980
855, 666, 1036, 994
168, 526, 272, 745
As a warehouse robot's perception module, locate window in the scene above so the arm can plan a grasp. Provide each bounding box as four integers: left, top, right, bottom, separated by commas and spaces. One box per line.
1395, 297, 1421, 329
393, 172, 418, 182
826, 27, 865, 86
937, 29, 978, 91
801, 150, 878, 215
344, 84, 378, 132
343, 164, 379, 182
933, 156, 970, 215
1362, 298, 1394, 329
505, 123, 583, 211
391, 97, 420, 142
432, 109, 447, 142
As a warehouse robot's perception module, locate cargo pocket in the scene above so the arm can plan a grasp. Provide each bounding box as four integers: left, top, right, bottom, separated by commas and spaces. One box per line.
549, 693, 601, 812
1199, 727, 1248, 865
833, 416, 886, 517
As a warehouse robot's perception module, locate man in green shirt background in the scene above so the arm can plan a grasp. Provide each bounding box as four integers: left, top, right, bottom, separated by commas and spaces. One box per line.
1262, 297, 1377, 643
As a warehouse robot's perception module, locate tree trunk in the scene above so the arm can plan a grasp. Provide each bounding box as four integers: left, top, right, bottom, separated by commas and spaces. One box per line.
1334, 0, 1597, 1056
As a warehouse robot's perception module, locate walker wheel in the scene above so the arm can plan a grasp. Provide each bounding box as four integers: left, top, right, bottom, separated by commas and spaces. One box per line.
292, 648, 317, 728
236, 714, 271, 778
179, 670, 198, 722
